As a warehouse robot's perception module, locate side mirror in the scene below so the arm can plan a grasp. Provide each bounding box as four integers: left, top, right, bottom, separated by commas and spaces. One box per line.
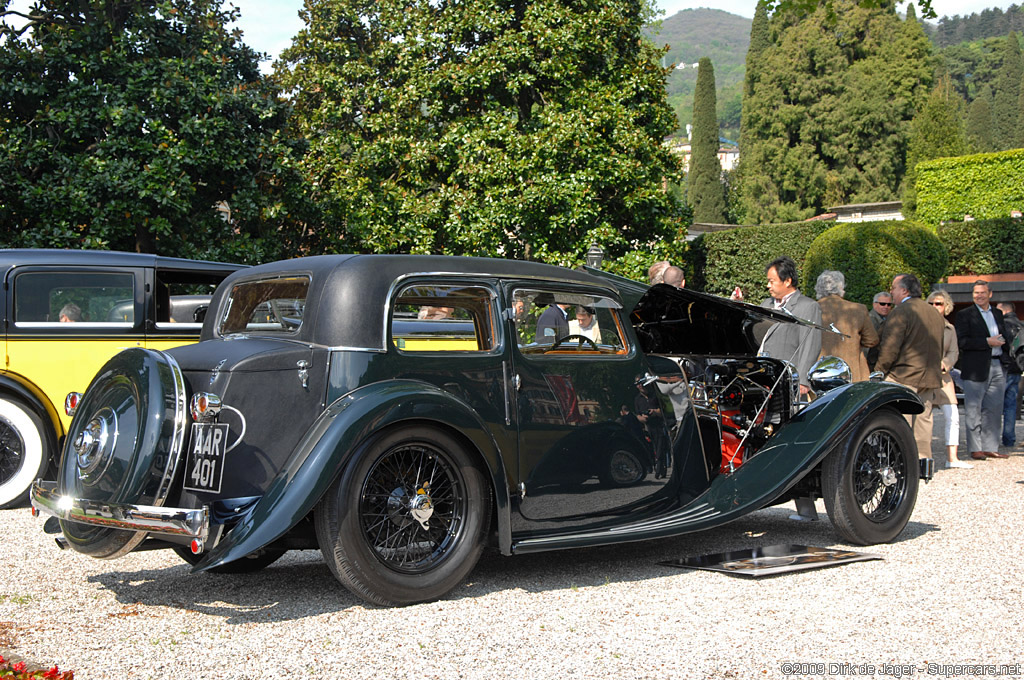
809, 356, 852, 394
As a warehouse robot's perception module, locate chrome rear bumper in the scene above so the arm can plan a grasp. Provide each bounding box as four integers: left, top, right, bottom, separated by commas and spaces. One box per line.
31, 480, 209, 541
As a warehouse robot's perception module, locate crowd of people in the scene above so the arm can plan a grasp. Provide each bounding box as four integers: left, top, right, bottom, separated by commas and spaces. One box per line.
648, 258, 1024, 472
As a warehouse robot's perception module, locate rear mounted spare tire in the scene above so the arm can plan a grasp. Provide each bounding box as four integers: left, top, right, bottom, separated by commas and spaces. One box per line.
58, 348, 188, 558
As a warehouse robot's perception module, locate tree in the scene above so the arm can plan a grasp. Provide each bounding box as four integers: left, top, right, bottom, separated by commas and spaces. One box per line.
737, 0, 932, 223
275, 0, 686, 265
0, 0, 307, 263
902, 76, 968, 217
689, 58, 725, 224
967, 85, 996, 152
992, 31, 1023, 150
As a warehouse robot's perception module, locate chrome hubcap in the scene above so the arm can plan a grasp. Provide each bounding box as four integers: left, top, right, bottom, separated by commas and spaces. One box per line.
74, 407, 116, 484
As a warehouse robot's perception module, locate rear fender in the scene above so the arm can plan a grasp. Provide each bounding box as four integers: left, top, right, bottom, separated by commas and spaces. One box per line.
193, 379, 511, 571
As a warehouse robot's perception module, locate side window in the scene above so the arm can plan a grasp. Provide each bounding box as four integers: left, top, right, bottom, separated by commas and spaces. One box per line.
219, 276, 309, 334
14, 271, 135, 326
513, 289, 626, 355
391, 284, 496, 352
154, 268, 235, 329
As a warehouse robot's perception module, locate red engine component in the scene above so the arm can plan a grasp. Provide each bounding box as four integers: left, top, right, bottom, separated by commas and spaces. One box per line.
720, 410, 745, 473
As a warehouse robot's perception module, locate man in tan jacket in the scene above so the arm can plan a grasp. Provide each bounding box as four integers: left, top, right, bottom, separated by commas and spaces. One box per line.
874, 273, 944, 463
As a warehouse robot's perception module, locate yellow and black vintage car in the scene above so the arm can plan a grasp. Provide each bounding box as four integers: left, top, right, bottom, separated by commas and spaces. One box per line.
0, 249, 244, 508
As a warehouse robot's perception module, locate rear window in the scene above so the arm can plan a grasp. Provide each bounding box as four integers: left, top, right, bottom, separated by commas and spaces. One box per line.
390, 284, 496, 352
13, 271, 135, 327
218, 276, 309, 335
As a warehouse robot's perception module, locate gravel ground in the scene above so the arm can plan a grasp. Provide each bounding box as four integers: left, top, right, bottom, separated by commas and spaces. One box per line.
3, 413, 1023, 680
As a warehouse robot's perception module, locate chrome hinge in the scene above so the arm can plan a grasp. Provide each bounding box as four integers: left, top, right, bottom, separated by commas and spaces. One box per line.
297, 360, 310, 389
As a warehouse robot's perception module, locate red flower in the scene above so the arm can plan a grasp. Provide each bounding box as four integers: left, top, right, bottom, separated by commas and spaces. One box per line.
44, 666, 62, 679
12, 661, 26, 672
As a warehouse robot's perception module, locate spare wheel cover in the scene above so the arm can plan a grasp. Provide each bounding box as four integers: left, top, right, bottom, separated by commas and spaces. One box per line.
59, 348, 188, 558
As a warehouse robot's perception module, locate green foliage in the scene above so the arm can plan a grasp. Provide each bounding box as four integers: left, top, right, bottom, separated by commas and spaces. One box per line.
804, 221, 949, 305
915, 148, 1024, 225
992, 32, 1023, 150
0, 0, 309, 264
938, 217, 1024, 276
278, 0, 687, 266
939, 35, 1013, 103
902, 76, 968, 218
738, 0, 932, 224
966, 86, 995, 152
933, 5, 1024, 48
689, 58, 725, 224
687, 220, 834, 297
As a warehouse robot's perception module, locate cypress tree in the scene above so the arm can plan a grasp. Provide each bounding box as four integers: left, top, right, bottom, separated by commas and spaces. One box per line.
902, 76, 968, 217
967, 85, 996, 152
689, 57, 726, 224
744, 0, 771, 100
992, 32, 1023, 149
736, 0, 772, 224
1017, 70, 1024, 147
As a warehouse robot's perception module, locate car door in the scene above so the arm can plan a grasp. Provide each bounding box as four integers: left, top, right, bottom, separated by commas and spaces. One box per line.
5, 265, 145, 435
506, 283, 672, 529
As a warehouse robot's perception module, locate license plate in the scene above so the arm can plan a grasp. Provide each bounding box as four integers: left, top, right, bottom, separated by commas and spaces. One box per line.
183, 422, 229, 494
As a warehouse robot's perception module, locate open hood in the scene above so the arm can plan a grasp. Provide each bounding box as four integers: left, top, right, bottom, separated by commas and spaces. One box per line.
630, 284, 833, 356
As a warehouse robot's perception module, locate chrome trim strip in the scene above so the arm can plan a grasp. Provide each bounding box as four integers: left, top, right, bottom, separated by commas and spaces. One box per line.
31, 481, 209, 541
154, 351, 190, 506
512, 503, 723, 552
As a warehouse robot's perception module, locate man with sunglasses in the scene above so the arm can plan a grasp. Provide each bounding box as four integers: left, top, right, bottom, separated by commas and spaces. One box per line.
866, 291, 894, 371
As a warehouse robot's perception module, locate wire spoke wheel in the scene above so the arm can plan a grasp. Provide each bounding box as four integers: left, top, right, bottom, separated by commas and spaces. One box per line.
852, 429, 907, 522
0, 420, 25, 487
823, 409, 919, 545
0, 398, 49, 509
316, 426, 491, 606
359, 442, 467, 573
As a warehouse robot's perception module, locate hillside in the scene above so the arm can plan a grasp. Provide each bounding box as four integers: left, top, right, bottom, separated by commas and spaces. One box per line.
646, 8, 751, 140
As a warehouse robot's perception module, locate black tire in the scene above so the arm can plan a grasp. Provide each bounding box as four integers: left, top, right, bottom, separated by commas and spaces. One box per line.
174, 546, 286, 573
315, 426, 492, 606
822, 409, 919, 545
0, 397, 51, 509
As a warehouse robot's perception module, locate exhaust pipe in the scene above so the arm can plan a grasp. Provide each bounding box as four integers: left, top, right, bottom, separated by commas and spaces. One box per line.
54, 536, 69, 551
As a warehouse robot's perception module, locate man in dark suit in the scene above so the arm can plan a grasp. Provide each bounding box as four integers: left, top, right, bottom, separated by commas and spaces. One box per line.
874, 273, 944, 464
536, 303, 570, 344
955, 280, 1009, 460
757, 256, 822, 397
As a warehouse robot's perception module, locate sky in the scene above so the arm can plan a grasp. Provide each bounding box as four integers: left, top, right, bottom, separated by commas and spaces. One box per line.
3, 0, 1020, 65
226, 0, 1022, 67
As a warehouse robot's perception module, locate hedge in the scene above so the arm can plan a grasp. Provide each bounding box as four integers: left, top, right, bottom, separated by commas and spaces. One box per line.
804, 220, 949, 306
916, 149, 1024, 225
687, 221, 835, 298
937, 217, 1024, 276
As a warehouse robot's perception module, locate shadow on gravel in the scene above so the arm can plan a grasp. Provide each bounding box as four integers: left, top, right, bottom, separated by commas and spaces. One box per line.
84, 507, 937, 620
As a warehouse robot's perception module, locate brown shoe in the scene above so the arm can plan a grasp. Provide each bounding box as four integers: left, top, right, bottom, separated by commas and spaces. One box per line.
970, 452, 988, 460
985, 451, 1009, 459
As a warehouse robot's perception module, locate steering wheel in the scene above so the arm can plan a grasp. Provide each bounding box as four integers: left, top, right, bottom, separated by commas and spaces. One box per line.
552, 334, 599, 351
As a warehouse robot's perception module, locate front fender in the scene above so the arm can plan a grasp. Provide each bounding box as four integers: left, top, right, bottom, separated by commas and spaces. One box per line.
193, 379, 511, 571
708, 380, 923, 516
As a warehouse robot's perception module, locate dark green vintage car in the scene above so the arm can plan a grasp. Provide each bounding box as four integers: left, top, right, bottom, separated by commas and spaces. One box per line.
32, 255, 927, 606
